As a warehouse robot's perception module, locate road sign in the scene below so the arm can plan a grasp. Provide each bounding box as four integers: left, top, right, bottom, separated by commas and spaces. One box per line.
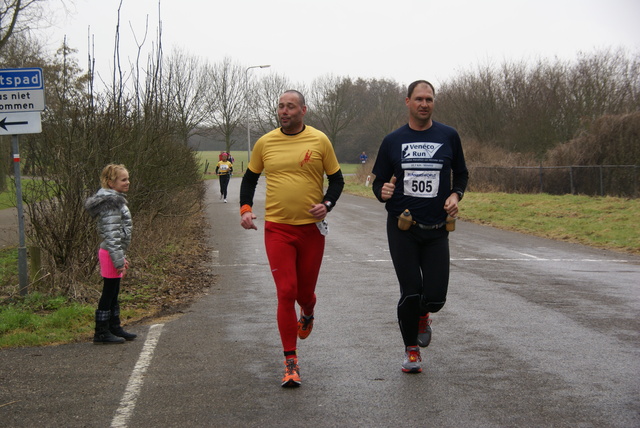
2, 68, 45, 295
0, 68, 45, 112
0, 111, 42, 135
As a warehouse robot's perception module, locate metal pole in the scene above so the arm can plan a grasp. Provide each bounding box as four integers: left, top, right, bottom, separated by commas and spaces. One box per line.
569, 166, 575, 195
245, 64, 270, 164
539, 164, 544, 193
11, 134, 28, 295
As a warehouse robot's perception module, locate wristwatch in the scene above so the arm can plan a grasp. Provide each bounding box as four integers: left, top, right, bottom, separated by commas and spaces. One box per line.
453, 190, 464, 200
323, 201, 333, 212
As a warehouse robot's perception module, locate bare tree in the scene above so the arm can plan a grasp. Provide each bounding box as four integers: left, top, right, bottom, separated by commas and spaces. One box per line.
206, 56, 245, 152
163, 48, 210, 144
365, 79, 405, 136
253, 72, 291, 135
15, 3, 204, 298
564, 49, 640, 131
328, 78, 405, 162
307, 74, 363, 147
437, 63, 507, 147
0, 0, 47, 52
436, 49, 640, 158
358, 78, 405, 138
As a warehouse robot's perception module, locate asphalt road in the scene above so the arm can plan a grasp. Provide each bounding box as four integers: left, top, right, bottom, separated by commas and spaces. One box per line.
1, 178, 639, 428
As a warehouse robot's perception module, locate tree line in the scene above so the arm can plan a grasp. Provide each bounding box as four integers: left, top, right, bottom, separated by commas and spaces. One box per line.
436, 50, 640, 160
160, 48, 640, 167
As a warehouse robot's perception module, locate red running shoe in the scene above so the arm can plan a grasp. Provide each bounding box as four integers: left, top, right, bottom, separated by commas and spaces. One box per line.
417, 313, 432, 347
297, 311, 314, 340
281, 358, 301, 387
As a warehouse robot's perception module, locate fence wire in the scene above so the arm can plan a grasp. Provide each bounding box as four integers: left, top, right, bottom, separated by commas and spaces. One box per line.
468, 165, 639, 198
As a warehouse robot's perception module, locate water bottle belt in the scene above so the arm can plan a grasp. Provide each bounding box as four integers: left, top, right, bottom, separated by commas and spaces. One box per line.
396, 216, 446, 230
415, 221, 446, 230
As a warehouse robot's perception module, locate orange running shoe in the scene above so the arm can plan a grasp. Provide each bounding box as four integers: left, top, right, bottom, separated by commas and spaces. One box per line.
417, 313, 432, 347
297, 311, 314, 340
281, 358, 301, 387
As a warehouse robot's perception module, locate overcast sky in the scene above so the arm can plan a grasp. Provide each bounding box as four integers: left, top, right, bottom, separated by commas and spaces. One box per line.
41, 0, 640, 89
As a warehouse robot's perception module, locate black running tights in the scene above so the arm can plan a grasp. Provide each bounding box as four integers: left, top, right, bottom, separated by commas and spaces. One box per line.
386, 214, 450, 347
219, 174, 230, 198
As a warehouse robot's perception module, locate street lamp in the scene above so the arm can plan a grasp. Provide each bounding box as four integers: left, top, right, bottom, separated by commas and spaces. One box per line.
245, 64, 271, 164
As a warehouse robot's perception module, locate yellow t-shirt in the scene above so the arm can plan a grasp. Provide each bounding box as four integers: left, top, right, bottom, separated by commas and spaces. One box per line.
216, 161, 233, 175
248, 126, 340, 225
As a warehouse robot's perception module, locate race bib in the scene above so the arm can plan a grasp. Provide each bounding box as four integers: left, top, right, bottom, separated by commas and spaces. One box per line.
403, 170, 440, 198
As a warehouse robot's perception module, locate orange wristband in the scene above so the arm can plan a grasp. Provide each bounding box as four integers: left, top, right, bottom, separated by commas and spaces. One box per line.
240, 204, 252, 215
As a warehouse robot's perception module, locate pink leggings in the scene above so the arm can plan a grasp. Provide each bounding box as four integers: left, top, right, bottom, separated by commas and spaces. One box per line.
265, 221, 325, 353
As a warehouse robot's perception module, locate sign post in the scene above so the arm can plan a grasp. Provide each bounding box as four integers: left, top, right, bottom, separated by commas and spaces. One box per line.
1, 67, 45, 295
11, 135, 28, 295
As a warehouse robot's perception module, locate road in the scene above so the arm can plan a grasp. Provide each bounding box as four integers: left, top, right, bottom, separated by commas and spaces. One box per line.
1, 178, 639, 427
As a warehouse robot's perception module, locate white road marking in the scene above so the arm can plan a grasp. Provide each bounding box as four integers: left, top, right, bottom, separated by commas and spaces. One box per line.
515, 251, 543, 259
214, 257, 633, 266
451, 258, 632, 262
110, 323, 164, 428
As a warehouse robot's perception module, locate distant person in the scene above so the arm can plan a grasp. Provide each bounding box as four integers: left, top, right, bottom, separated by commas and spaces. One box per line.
240, 90, 344, 387
371, 80, 468, 373
216, 153, 233, 203
85, 164, 136, 344
227, 152, 235, 163
359, 151, 368, 164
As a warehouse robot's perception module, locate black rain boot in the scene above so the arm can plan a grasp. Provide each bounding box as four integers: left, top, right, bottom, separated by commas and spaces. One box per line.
94, 310, 125, 344
109, 310, 137, 341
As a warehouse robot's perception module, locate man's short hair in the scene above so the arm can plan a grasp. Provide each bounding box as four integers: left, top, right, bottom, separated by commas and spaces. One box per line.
407, 80, 435, 98
282, 90, 306, 107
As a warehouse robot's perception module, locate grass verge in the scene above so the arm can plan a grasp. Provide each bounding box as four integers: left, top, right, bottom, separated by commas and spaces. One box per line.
345, 177, 639, 254
0, 212, 212, 349
461, 192, 639, 254
0, 293, 95, 347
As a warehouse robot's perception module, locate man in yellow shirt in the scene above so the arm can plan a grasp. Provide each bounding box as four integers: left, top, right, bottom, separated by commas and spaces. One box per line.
240, 90, 344, 387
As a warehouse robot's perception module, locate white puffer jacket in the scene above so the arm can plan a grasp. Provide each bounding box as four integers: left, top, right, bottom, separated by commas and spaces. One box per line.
85, 188, 132, 269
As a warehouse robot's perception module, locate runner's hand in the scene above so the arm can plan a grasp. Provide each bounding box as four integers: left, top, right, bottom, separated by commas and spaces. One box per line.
241, 212, 258, 230
309, 203, 327, 220
382, 176, 396, 201
444, 193, 460, 217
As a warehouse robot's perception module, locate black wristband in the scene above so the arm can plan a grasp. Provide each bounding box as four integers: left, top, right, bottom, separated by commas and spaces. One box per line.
323, 201, 333, 212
